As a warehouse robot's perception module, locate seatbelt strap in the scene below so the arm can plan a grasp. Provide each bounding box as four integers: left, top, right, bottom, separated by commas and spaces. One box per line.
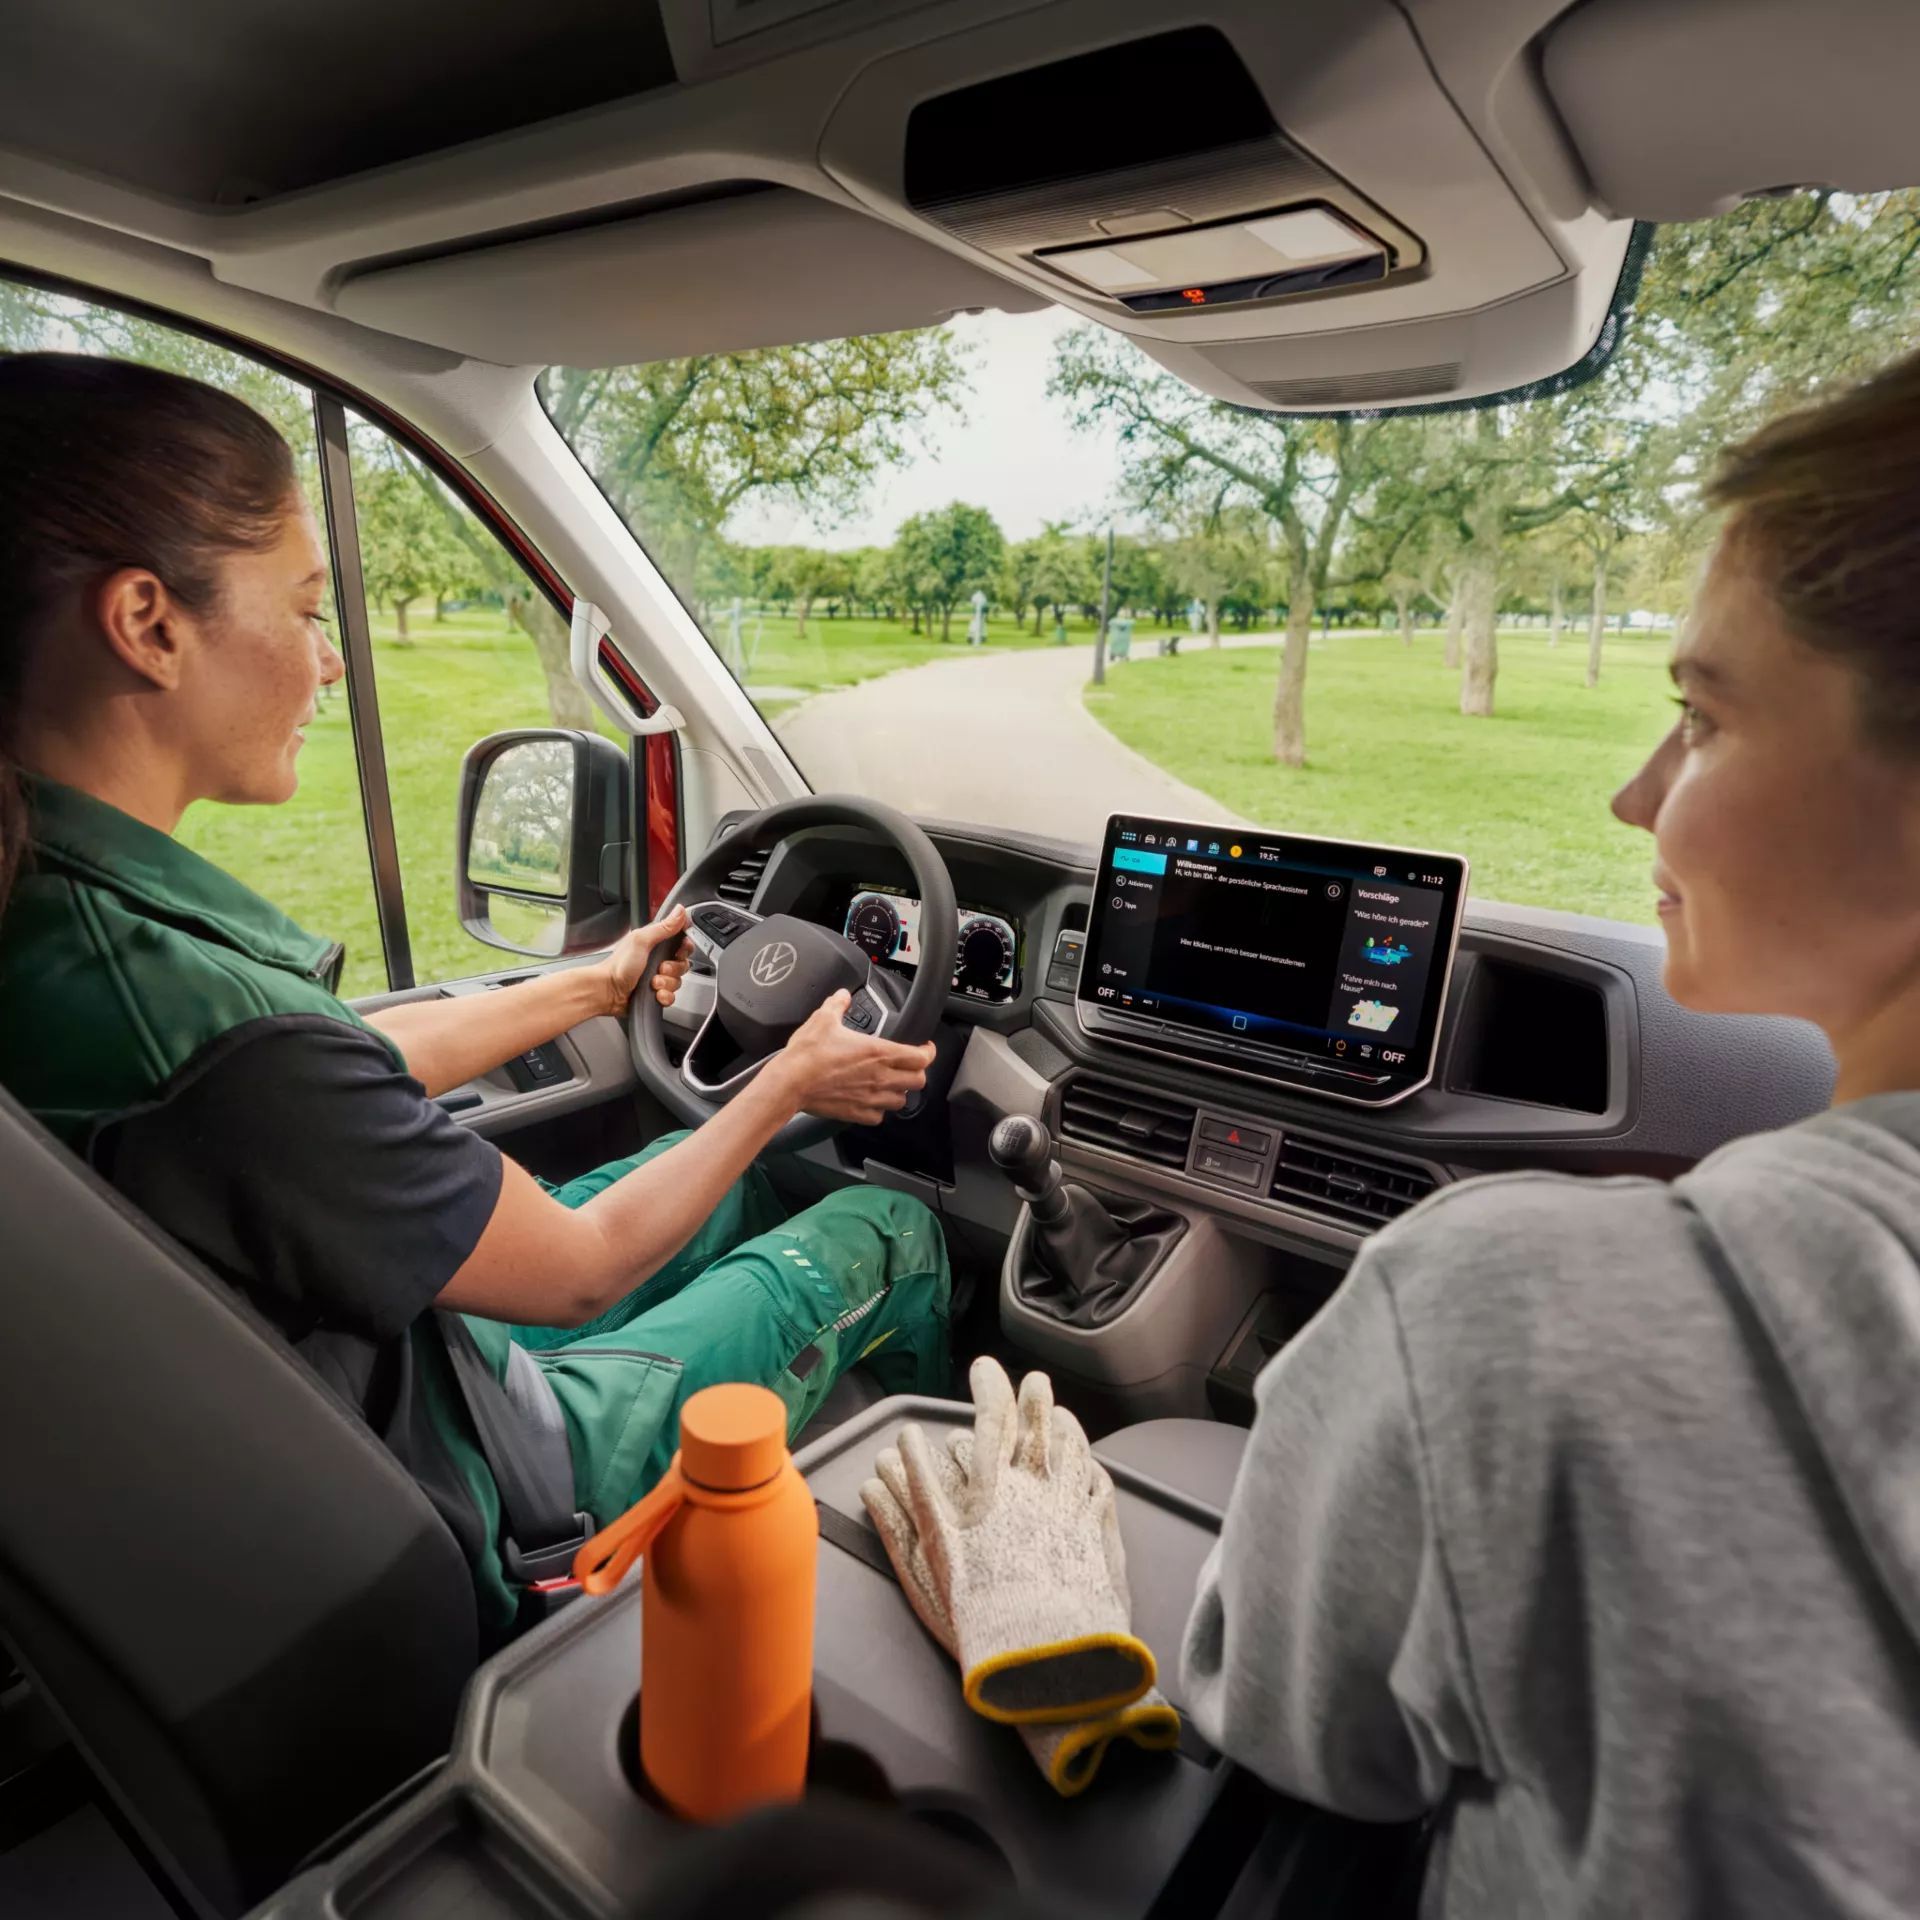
435, 1311, 592, 1585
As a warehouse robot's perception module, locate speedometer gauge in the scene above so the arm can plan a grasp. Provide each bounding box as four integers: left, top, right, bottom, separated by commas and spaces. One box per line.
955, 916, 1015, 995
847, 896, 903, 960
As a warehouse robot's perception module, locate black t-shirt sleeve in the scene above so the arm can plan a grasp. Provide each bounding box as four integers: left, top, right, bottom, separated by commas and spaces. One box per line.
90, 1014, 504, 1341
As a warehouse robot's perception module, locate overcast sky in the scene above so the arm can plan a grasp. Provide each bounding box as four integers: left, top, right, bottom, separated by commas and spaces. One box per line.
726, 308, 1140, 550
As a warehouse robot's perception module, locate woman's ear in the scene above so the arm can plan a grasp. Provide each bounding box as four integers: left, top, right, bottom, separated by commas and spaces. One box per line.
91, 566, 188, 691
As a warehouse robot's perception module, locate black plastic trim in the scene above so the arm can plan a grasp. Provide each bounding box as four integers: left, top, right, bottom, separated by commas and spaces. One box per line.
314, 393, 414, 991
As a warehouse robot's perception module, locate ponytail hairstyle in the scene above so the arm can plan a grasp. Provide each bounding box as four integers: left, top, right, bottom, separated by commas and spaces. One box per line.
0, 351, 298, 916
1707, 345, 1920, 751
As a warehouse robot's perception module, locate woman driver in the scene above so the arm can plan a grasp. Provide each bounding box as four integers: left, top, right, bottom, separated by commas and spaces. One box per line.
0, 352, 949, 1640
1184, 348, 1920, 1912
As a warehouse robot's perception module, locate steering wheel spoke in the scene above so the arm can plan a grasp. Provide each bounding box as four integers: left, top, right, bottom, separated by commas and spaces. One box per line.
631, 798, 957, 1154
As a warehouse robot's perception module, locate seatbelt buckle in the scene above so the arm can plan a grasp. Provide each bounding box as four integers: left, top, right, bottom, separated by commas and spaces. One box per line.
502, 1512, 595, 1588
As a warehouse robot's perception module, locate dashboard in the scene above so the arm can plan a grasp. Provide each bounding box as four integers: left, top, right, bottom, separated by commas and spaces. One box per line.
687, 809, 1837, 1266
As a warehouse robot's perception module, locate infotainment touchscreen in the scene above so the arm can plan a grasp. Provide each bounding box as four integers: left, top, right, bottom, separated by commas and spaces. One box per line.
1075, 813, 1468, 1105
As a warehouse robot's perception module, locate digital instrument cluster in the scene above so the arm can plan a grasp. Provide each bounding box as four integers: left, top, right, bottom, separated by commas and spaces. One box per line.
843, 885, 1021, 1004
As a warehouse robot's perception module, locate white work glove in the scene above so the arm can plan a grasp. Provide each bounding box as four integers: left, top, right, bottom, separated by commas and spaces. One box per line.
859, 1356, 1158, 1728
863, 1411, 1180, 1794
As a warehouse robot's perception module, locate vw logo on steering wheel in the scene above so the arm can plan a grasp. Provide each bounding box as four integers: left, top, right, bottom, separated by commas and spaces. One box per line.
748, 940, 799, 988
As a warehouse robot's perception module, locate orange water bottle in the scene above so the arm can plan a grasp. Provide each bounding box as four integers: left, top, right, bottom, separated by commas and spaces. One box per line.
574, 1383, 818, 1822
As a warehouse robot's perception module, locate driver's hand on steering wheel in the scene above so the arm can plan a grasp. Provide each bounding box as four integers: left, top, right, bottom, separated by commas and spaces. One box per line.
772, 989, 938, 1126
596, 905, 693, 1019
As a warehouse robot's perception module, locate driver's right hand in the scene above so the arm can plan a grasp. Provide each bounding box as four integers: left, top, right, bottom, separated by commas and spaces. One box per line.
772, 989, 937, 1126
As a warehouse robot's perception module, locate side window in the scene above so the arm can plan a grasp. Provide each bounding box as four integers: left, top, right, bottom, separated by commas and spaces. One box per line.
343, 414, 615, 985
0, 283, 388, 994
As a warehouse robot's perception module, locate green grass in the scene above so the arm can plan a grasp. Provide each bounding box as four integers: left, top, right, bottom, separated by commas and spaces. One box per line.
721, 609, 1100, 698
1084, 626, 1677, 924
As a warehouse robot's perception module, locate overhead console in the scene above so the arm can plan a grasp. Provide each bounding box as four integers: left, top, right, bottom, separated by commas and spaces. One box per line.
818, 0, 1638, 410
902, 30, 1424, 320
1076, 812, 1467, 1108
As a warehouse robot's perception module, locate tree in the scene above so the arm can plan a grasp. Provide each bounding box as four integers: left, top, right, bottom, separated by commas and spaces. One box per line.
1052, 327, 1393, 765
891, 503, 1006, 641
352, 444, 466, 642
787, 547, 854, 639
538, 331, 968, 603
1166, 505, 1268, 645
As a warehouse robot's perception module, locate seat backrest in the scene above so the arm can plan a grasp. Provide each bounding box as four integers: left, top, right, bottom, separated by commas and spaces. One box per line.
0, 1087, 479, 1917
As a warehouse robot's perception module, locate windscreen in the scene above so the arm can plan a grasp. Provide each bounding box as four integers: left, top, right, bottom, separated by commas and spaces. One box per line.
541, 191, 1920, 925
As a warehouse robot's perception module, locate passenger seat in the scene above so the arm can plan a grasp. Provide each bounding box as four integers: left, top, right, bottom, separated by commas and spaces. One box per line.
1096, 1418, 1249, 1514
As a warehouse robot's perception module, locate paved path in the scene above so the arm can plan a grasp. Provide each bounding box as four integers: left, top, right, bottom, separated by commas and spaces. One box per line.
774, 636, 1286, 843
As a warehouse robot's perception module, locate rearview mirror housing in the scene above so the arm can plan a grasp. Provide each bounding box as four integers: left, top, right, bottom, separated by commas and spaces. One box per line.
456, 729, 632, 958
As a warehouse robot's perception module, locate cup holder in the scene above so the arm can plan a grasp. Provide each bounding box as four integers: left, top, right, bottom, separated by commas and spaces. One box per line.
613, 1693, 1013, 1879
616, 1693, 903, 1815
899, 1797, 1014, 1883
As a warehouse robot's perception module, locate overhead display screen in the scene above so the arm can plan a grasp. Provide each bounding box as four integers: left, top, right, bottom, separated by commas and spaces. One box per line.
1075, 814, 1468, 1105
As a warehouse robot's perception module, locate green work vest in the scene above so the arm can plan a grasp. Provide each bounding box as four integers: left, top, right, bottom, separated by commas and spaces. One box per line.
0, 778, 389, 1147
0, 779, 517, 1640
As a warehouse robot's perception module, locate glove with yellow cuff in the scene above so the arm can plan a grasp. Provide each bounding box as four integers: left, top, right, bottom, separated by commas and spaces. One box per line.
861, 1358, 1177, 1791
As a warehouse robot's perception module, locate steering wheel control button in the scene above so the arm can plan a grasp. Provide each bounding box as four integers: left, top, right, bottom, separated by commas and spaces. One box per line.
691, 904, 752, 947
842, 995, 878, 1032
1199, 1117, 1274, 1158
1194, 1143, 1263, 1188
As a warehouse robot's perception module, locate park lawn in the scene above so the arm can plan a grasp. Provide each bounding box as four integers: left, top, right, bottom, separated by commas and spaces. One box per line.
1084, 626, 1678, 924
730, 609, 1094, 700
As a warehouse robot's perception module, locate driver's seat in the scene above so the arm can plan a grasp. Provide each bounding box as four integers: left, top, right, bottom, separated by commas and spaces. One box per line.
0, 1087, 478, 1917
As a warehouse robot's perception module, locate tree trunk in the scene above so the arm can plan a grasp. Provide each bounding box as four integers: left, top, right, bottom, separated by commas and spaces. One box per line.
1548, 578, 1564, 648
1443, 584, 1464, 671
910, 604, 921, 634
509, 589, 598, 729
941, 604, 953, 642
1394, 589, 1412, 644
392, 598, 412, 643
1033, 602, 1043, 635
1585, 556, 1609, 688
795, 594, 812, 641
1458, 506, 1502, 718
1208, 604, 1221, 646
1272, 596, 1313, 766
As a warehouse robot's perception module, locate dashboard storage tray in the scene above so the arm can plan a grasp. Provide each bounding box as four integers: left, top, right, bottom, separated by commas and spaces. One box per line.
247, 1397, 1400, 1920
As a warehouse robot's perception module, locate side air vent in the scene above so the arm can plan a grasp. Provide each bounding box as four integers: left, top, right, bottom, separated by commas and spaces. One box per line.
1247, 364, 1460, 408
1058, 1076, 1198, 1169
713, 844, 771, 907
1271, 1136, 1439, 1230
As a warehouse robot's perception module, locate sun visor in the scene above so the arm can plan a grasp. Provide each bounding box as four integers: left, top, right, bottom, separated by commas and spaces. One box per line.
332, 187, 1044, 367
1544, 0, 1920, 221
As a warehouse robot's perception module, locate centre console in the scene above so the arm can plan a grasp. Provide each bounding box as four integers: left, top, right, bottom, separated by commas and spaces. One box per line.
1076, 812, 1468, 1108
243, 1400, 1406, 1920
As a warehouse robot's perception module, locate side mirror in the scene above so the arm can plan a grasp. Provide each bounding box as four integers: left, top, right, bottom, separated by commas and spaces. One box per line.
457, 729, 631, 958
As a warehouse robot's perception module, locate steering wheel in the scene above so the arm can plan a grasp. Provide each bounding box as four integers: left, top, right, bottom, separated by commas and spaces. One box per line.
631, 796, 958, 1152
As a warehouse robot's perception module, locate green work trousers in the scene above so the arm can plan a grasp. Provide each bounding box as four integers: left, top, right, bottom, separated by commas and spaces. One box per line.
461, 1131, 951, 1538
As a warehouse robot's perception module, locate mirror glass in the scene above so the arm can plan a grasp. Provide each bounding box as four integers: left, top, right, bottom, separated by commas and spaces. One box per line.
485, 894, 567, 956
467, 739, 573, 899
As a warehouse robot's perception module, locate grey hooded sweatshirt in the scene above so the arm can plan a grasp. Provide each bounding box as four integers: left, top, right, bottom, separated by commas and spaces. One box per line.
1182, 1097, 1920, 1917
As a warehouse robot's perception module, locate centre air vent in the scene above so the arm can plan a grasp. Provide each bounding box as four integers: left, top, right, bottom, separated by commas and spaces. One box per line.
713, 844, 770, 907
1058, 1076, 1197, 1170
1271, 1137, 1438, 1230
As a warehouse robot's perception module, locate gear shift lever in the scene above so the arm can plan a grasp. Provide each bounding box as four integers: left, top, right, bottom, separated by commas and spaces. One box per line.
989, 1115, 1184, 1327
988, 1116, 1072, 1227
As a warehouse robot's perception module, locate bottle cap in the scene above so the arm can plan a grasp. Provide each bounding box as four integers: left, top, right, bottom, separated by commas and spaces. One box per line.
680, 1383, 789, 1491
